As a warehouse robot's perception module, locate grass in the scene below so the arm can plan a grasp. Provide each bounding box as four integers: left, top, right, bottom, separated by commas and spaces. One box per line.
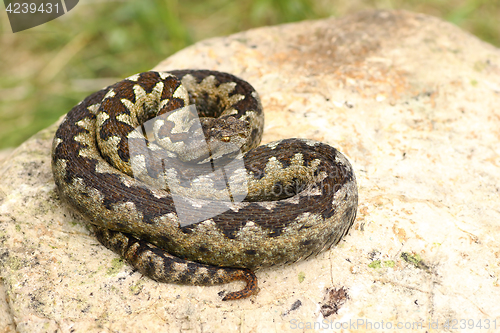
1, 0, 499, 149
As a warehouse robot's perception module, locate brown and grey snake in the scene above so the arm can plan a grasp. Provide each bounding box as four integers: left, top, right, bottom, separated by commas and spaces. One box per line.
51, 70, 358, 300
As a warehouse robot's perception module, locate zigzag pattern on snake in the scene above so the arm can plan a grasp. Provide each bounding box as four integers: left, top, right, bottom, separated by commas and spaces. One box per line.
51, 70, 358, 300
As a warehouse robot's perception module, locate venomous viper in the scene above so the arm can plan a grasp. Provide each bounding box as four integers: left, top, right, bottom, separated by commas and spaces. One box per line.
51, 70, 358, 300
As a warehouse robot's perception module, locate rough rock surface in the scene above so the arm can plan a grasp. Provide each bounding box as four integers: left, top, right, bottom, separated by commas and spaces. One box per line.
1, 10, 500, 333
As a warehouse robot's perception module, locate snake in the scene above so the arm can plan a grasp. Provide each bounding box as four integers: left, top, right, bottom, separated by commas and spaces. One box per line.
51, 70, 358, 300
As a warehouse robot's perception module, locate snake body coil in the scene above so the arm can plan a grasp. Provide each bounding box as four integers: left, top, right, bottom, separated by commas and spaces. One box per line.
52, 70, 358, 300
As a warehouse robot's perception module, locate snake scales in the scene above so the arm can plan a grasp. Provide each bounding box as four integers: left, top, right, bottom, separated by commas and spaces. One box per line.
51, 70, 358, 300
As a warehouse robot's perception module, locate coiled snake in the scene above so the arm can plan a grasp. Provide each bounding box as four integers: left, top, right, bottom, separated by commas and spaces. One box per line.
51, 70, 358, 300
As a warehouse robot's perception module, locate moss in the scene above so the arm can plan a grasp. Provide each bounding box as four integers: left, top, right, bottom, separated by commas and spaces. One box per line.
129, 280, 145, 295
368, 260, 382, 269
401, 252, 431, 272
383, 260, 395, 268
106, 257, 125, 276
369, 260, 395, 269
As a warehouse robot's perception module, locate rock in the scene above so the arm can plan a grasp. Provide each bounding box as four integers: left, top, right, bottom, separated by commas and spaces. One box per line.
0, 149, 13, 166
1, 9, 500, 332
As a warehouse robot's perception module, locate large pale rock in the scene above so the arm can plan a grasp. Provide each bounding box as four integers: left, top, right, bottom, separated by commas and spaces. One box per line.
1, 10, 500, 332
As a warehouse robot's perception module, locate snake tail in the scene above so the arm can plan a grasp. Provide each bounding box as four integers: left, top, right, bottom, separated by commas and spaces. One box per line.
91, 225, 259, 300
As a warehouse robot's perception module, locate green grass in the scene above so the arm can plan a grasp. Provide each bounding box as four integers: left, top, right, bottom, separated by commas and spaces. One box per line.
1, 0, 499, 149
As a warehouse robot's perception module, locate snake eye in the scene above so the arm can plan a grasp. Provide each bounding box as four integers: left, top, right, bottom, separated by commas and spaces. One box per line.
221, 136, 231, 142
